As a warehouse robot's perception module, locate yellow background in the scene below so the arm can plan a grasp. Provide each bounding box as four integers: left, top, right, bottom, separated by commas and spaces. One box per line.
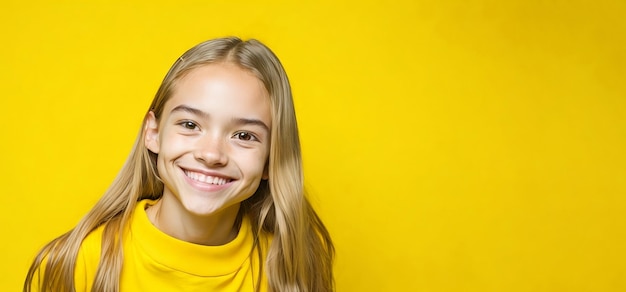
1, 1, 625, 291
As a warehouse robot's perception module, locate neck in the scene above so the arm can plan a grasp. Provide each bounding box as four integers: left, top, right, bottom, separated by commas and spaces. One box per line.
146, 197, 241, 246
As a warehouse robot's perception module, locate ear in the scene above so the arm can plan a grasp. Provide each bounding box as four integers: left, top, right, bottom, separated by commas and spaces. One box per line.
144, 111, 160, 154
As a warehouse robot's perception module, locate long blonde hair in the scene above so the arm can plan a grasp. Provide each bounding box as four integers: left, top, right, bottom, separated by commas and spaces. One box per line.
24, 37, 334, 292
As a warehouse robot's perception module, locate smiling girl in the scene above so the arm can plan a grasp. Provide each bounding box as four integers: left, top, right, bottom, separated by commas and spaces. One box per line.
25, 37, 334, 292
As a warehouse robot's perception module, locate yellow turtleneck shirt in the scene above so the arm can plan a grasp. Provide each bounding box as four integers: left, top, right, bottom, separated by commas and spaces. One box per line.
73, 199, 268, 291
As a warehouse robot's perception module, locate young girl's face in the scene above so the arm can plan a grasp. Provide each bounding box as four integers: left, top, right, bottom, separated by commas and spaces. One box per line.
145, 63, 271, 218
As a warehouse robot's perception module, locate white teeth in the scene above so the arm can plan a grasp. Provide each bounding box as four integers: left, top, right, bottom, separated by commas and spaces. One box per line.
185, 171, 229, 185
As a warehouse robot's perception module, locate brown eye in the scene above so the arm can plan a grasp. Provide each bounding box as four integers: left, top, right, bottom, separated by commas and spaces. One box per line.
234, 132, 257, 141
180, 121, 198, 130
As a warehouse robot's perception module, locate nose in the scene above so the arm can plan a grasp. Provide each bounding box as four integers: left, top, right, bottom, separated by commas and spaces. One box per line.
194, 134, 228, 166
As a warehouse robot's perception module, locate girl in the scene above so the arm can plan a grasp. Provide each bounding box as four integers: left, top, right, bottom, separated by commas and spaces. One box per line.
24, 37, 334, 292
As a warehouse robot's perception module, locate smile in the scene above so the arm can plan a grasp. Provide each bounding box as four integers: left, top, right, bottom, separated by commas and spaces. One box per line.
183, 170, 232, 185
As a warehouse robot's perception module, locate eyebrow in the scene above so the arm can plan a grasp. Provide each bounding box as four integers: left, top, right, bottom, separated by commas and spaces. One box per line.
171, 105, 209, 119
171, 104, 270, 133
232, 117, 270, 134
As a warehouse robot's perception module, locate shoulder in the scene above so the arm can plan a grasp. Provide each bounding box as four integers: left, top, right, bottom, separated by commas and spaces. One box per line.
74, 224, 105, 291
27, 224, 107, 292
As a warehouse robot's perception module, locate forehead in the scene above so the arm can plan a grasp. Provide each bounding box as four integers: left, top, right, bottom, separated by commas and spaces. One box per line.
163, 63, 271, 126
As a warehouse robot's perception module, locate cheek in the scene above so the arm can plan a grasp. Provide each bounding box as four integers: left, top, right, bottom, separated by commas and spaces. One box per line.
154, 132, 190, 175
159, 130, 190, 154
238, 150, 269, 177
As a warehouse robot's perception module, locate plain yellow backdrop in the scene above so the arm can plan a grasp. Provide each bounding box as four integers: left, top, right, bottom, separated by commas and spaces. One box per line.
2, 0, 625, 291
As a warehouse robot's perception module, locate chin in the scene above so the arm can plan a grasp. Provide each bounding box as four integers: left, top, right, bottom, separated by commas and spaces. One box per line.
181, 197, 238, 217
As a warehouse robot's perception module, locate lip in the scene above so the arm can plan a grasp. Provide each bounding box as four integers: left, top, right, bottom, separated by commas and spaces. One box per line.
179, 167, 235, 192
